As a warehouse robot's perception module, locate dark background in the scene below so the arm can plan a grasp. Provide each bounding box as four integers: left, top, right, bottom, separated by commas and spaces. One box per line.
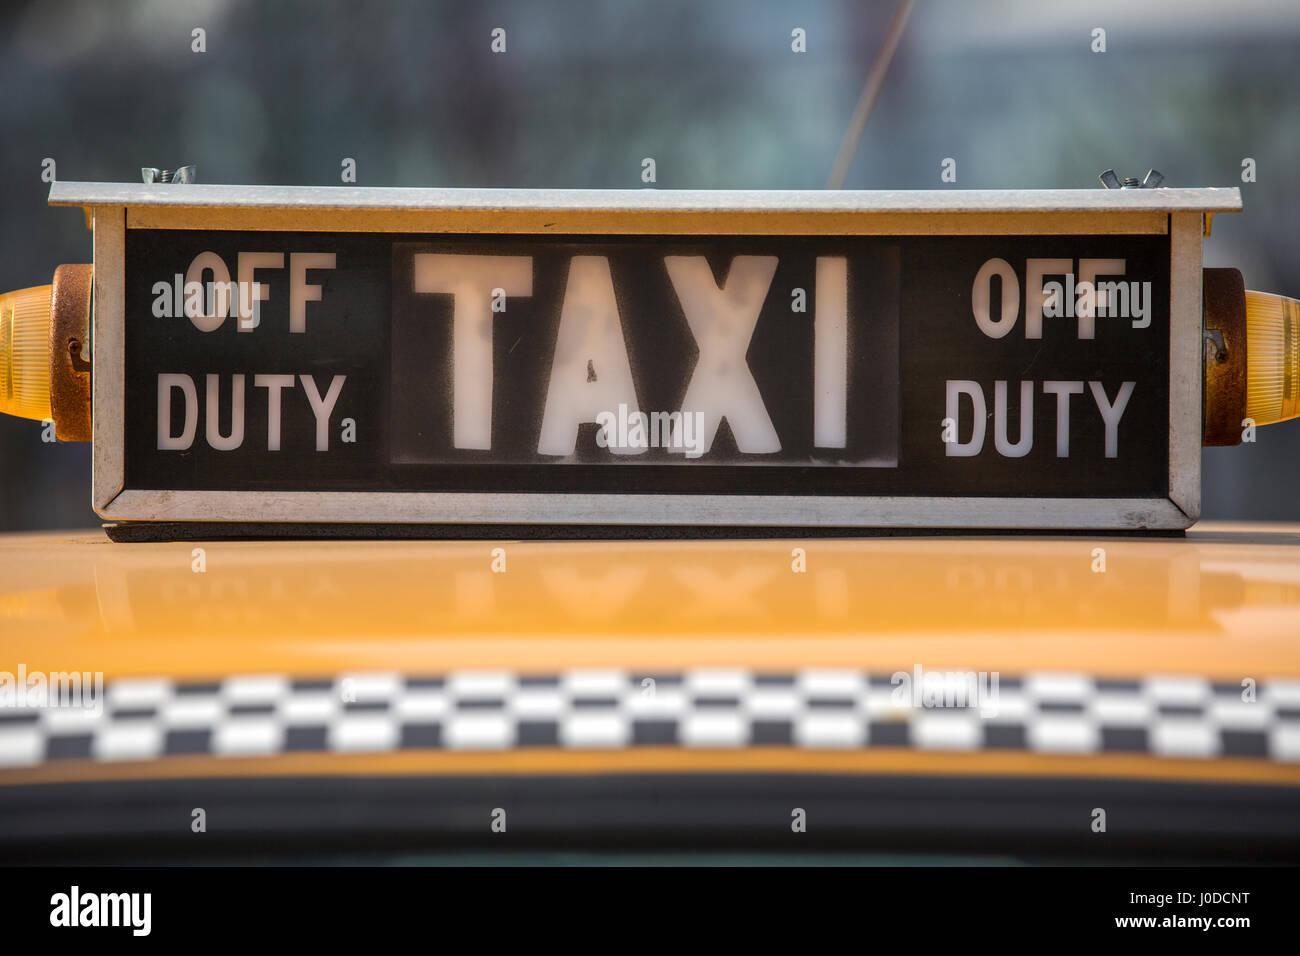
1, 0, 1297, 529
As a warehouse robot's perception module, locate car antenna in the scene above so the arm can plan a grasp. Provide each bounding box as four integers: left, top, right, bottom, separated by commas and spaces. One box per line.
826, 0, 915, 190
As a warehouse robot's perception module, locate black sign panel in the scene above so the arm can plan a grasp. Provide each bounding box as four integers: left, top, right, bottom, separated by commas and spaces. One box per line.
123, 230, 1169, 497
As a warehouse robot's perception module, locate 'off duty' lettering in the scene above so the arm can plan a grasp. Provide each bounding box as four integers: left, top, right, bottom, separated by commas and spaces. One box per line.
944, 257, 1151, 459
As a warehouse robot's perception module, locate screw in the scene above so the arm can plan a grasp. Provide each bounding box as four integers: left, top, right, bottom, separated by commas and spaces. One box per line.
68, 338, 91, 374
141, 165, 197, 184
1099, 168, 1164, 189
1204, 329, 1228, 365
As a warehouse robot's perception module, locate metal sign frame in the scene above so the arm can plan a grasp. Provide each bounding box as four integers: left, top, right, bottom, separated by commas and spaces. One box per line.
50, 183, 1241, 530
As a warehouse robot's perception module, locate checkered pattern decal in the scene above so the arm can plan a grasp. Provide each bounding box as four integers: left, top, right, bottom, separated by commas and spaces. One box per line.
2, 670, 1298, 767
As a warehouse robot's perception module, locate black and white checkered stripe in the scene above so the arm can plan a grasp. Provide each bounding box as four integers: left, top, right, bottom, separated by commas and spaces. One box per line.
2, 670, 1298, 767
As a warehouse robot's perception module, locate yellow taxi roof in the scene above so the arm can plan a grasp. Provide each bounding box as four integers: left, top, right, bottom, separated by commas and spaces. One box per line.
2, 523, 1298, 788
2, 523, 1297, 681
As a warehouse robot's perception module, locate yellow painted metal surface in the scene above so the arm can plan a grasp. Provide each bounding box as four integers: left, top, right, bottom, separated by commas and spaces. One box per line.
6, 748, 1300, 788
1, 523, 1297, 683
3, 523, 1299, 787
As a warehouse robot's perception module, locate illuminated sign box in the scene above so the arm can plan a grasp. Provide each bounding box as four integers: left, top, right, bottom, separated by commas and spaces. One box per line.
48, 183, 1242, 531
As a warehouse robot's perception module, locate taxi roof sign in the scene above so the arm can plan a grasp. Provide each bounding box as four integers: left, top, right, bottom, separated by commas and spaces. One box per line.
7, 181, 1297, 536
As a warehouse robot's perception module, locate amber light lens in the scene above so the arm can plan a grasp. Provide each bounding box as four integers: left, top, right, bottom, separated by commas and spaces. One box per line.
1246, 290, 1300, 426
0, 284, 53, 422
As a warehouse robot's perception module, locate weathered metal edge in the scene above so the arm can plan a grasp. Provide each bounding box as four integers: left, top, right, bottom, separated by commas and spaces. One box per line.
50, 182, 1244, 213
